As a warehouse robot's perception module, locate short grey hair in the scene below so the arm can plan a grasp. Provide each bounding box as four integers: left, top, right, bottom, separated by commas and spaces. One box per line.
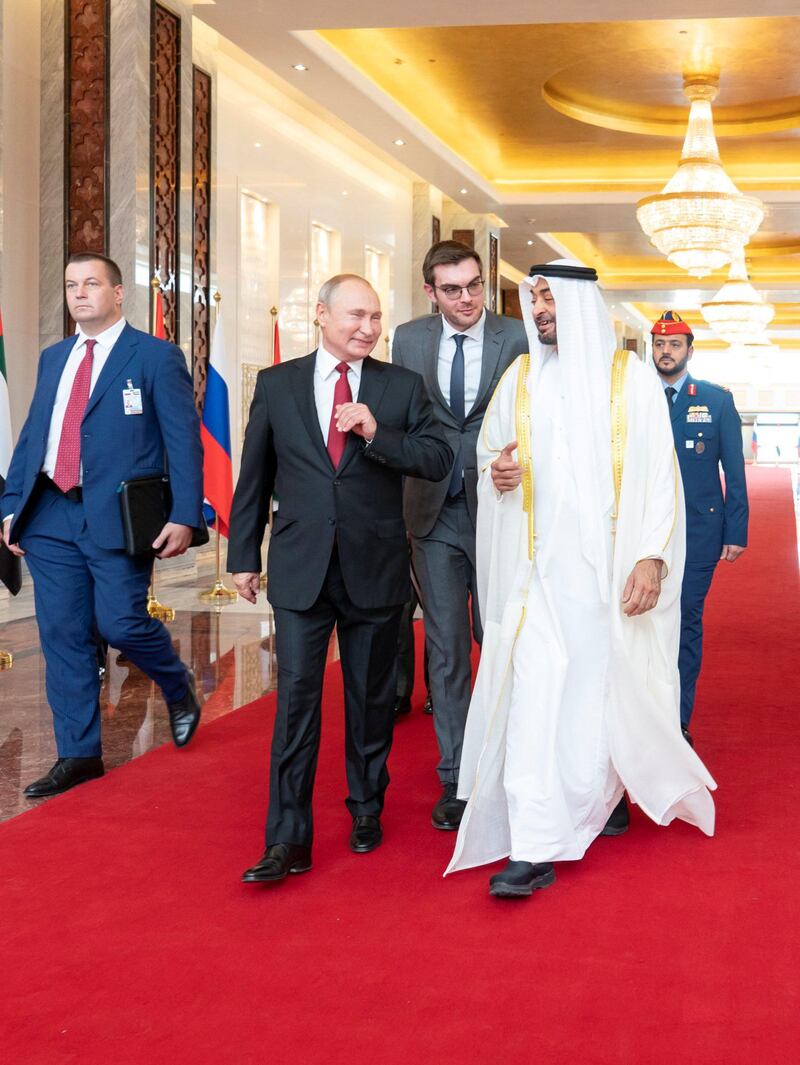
317, 274, 376, 306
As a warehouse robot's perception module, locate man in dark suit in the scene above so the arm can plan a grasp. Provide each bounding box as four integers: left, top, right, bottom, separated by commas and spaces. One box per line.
228, 274, 451, 884
652, 311, 749, 744
0, 253, 205, 797
391, 241, 528, 830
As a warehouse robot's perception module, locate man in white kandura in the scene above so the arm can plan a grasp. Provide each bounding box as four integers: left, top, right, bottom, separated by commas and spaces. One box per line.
445, 260, 717, 898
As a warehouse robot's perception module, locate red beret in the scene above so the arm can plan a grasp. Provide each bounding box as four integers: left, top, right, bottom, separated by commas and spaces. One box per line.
651, 310, 693, 336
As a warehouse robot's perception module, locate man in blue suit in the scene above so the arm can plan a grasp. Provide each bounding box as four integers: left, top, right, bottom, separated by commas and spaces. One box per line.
651, 311, 749, 744
0, 253, 205, 797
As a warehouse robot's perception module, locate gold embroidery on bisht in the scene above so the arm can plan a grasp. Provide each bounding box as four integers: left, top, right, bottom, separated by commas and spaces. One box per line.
610, 349, 630, 526
514, 354, 534, 560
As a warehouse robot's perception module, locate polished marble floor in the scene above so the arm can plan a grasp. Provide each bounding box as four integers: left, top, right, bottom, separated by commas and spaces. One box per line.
0, 551, 296, 823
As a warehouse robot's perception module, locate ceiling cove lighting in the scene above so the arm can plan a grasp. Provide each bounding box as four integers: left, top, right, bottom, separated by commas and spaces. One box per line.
636, 73, 764, 278
700, 253, 775, 345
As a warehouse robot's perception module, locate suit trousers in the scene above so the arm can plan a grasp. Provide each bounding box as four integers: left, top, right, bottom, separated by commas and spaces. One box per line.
266, 547, 402, 847
395, 580, 430, 701
19, 484, 190, 757
678, 560, 718, 728
411, 493, 482, 785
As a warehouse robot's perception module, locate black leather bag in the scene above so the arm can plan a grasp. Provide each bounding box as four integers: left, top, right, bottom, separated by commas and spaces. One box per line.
117, 475, 209, 556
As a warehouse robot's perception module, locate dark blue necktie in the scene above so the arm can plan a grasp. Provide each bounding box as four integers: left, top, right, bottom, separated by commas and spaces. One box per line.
447, 334, 466, 497
665, 385, 677, 407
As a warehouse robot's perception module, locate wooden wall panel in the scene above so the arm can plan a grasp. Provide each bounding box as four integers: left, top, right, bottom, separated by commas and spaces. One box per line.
451, 228, 475, 249
150, 2, 181, 343
192, 66, 212, 412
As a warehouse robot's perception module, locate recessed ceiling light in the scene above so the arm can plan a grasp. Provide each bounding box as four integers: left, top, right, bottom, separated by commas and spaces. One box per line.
253, 142, 262, 148
393, 138, 406, 146
342, 190, 349, 196
527, 240, 534, 246
292, 63, 308, 72
459, 187, 468, 195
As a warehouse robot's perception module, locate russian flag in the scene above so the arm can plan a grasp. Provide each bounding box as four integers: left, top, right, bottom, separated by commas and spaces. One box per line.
201, 313, 233, 537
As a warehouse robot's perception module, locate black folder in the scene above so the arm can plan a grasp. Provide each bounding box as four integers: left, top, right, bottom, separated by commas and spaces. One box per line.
117, 475, 209, 557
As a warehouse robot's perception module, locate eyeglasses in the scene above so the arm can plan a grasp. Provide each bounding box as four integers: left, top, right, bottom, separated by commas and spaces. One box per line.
433, 278, 485, 300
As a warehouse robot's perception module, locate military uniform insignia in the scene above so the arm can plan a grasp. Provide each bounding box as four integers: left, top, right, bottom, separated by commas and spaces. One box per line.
695, 441, 706, 454
687, 383, 697, 396
687, 405, 712, 424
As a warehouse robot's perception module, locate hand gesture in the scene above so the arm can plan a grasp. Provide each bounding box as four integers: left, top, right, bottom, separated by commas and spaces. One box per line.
1, 517, 24, 557
152, 522, 193, 558
720, 545, 745, 563
622, 558, 663, 617
334, 402, 377, 441
233, 572, 261, 604
491, 441, 521, 494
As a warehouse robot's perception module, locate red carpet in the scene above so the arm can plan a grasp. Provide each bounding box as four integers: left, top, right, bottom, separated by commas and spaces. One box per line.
2, 467, 798, 1064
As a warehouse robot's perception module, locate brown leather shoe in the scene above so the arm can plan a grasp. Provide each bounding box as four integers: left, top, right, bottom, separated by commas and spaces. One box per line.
241, 844, 312, 883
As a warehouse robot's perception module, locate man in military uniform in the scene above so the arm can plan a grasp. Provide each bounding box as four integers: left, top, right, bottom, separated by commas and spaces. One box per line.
651, 311, 749, 744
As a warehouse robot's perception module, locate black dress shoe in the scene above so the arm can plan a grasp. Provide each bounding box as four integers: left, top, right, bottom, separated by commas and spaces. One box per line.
601, 794, 630, 836
23, 757, 104, 798
489, 860, 555, 898
423, 693, 433, 715
394, 695, 411, 717
350, 815, 383, 853
682, 727, 694, 748
432, 782, 466, 830
167, 670, 202, 748
241, 844, 312, 883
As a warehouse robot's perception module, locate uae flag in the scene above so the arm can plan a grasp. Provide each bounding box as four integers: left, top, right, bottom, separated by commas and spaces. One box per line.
0, 311, 12, 480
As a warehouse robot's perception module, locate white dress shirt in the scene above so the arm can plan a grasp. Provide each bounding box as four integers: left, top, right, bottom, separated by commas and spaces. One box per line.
313, 343, 363, 443
43, 316, 128, 480
437, 309, 486, 415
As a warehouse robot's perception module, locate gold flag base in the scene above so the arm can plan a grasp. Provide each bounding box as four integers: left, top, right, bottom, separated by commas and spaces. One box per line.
147, 589, 175, 622
199, 579, 237, 603
0, 650, 13, 671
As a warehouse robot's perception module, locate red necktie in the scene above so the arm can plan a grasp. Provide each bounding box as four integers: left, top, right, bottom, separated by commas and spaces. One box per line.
52, 339, 96, 491
326, 361, 352, 468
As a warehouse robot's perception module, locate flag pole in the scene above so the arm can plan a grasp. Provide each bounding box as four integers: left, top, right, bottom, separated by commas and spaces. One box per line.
200, 290, 237, 603
0, 649, 12, 670
270, 306, 278, 365
146, 273, 176, 622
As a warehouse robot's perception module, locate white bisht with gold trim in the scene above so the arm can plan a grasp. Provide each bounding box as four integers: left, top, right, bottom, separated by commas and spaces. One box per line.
446, 274, 716, 876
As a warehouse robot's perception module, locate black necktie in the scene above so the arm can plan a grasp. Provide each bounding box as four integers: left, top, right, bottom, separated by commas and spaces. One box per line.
665, 386, 677, 407
447, 334, 467, 497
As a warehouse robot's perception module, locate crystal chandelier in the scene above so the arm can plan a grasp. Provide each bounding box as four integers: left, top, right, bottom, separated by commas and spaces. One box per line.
636, 74, 764, 278
700, 253, 774, 345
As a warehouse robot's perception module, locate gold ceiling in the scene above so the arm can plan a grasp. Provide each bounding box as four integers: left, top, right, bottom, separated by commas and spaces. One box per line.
320, 17, 800, 192
320, 16, 800, 338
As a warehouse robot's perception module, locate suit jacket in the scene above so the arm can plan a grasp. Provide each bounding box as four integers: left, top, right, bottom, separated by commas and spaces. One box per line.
0, 323, 204, 548
226, 352, 452, 611
668, 374, 748, 563
391, 310, 528, 536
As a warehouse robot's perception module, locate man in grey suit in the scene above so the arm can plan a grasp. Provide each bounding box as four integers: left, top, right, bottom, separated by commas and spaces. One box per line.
392, 241, 528, 830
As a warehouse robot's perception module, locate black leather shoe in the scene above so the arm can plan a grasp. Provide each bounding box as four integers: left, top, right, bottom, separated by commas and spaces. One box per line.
601, 795, 630, 836
167, 670, 202, 748
489, 860, 555, 898
682, 727, 694, 748
432, 782, 466, 830
423, 693, 433, 716
350, 815, 383, 853
23, 757, 104, 798
394, 695, 411, 717
241, 844, 312, 883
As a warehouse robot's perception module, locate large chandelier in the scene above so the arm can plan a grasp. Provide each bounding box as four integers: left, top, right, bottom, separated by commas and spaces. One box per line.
700, 253, 774, 345
636, 74, 764, 278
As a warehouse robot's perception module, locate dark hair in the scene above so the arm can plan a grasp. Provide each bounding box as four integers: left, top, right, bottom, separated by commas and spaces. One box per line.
422, 240, 483, 287
66, 252, 123, 287
686, 332, 695, 347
